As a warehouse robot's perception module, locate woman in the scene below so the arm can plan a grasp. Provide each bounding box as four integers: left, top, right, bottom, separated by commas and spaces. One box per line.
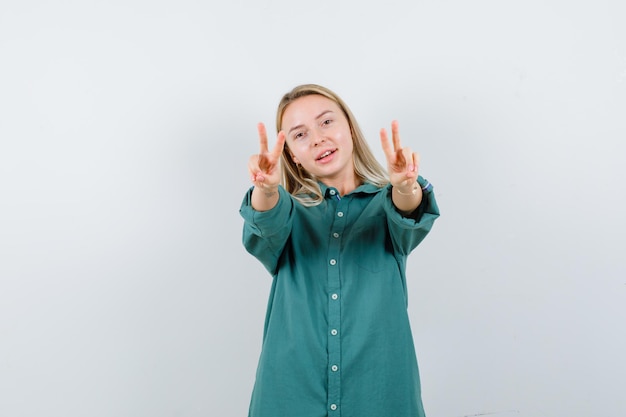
240, 84, 440, 417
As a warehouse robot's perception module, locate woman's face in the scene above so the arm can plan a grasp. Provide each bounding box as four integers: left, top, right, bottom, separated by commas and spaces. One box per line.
281, 94, 355, 184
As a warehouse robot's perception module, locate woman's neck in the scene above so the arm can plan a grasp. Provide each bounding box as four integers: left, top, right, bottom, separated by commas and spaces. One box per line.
321, 172, 361, 196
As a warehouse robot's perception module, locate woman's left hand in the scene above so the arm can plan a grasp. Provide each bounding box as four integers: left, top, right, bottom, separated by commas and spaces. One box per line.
380, 120, 420, 192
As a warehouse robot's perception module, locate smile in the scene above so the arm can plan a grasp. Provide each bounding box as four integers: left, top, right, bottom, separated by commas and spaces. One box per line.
316, 149, 337, 161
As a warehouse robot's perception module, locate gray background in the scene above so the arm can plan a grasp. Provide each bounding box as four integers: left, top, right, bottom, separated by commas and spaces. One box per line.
1, 1, 625, 416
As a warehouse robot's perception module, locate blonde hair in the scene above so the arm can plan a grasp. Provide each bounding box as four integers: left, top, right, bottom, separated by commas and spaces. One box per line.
276, 84, 389, 206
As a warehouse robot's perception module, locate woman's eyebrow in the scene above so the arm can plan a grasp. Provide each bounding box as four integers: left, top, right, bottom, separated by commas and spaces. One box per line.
315, 110, 333, 120
288, 123, 305, 135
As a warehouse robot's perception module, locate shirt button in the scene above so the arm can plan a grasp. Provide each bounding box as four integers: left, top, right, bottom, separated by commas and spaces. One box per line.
329, 259, 336, 266
331, 365, 338, 372
337, 211, 344, 217
331, 293, 338, 300
329, 189, 336, 195
332, 232, 339, 238
330, 329, 338, 336
330, 404, 338, 411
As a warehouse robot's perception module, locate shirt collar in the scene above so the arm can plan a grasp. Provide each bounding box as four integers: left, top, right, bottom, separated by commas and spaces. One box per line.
320, 181, 382, 199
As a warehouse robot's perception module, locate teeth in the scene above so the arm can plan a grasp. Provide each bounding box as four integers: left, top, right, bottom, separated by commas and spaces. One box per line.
319, 150, 332, 159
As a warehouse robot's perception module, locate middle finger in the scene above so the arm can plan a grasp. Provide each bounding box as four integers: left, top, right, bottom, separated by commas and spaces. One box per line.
391, 120, 401, 151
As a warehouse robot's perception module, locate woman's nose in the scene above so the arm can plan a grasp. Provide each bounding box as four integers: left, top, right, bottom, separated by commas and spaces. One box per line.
311, 129, 325, 146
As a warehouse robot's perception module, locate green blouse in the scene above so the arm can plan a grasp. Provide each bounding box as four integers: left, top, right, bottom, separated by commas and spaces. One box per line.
240, 176, 440, 417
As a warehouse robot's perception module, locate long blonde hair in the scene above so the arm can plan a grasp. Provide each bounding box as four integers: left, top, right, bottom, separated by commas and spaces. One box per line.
276, 84, 389, 206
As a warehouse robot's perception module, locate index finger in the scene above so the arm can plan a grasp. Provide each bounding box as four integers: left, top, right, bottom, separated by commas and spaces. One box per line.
257, 123, 269, 153
380, 128, 394, 159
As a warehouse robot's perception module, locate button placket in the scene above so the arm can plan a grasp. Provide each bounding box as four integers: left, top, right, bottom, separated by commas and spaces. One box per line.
327, 188, 345, 414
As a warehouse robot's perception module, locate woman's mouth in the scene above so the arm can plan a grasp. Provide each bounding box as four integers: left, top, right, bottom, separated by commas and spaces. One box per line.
316, 149, 337, 162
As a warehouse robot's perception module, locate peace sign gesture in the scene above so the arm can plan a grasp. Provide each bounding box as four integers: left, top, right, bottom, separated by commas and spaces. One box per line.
380, 120, 420, 191
248, 122, 286, 190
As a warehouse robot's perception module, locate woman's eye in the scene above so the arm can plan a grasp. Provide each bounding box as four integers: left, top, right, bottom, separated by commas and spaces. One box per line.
322, 119, 332, 126
294, 132, 305, 140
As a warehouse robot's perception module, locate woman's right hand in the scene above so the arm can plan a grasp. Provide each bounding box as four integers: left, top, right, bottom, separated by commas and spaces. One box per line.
248, 123, 286, 191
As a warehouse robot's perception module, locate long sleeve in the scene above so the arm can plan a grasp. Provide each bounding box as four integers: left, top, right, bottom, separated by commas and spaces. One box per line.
239, 186, 295, 275
383, 176, 440, 256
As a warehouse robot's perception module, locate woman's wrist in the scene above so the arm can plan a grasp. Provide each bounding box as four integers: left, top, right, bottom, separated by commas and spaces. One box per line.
394, 181, 419, 196
260, 184, 279, 198
252, 184, 280, 212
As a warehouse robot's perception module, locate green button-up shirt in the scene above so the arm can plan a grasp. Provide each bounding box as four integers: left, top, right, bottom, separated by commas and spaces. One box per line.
240, 177, 439, 417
